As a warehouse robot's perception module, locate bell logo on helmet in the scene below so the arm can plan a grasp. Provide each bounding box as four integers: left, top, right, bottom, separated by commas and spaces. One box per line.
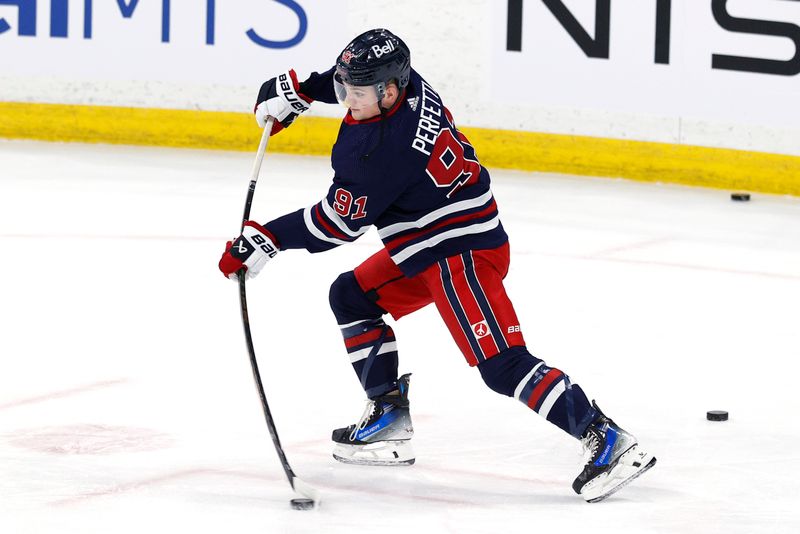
371, 39, 396, 59
341, 50, 354, 64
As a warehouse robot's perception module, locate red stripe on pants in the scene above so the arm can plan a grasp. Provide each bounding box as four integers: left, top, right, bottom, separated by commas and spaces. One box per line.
445, 255, 501, 358
436, 260, 480, 365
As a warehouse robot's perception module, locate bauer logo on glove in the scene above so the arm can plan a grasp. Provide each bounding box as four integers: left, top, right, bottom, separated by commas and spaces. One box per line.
219, 221, 280, 280
254, 69, 313, 135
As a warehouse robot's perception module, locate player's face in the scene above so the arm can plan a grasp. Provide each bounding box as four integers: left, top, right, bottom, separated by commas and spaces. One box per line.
343, 84, 381, 120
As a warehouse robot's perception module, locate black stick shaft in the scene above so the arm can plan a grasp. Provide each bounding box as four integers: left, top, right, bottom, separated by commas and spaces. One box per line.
237, 120, 299, 489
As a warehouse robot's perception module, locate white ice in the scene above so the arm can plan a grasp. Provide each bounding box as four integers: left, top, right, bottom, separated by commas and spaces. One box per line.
1, 139, 799, 534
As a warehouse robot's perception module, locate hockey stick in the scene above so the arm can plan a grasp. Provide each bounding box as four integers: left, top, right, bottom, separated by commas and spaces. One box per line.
237, 118, 320, 509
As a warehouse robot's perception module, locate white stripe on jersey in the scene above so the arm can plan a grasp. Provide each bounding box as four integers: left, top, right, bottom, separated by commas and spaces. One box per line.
513, 362, 544, 401
537, 379, 566, 418
348, 341, 398, 363
389, 215, 501, 264
320, 200, 370, 238
378, 190, 494, 239
303, 205, 351, 246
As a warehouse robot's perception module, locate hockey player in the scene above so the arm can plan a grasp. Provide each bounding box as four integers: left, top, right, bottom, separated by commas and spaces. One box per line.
219, 29, 656, 502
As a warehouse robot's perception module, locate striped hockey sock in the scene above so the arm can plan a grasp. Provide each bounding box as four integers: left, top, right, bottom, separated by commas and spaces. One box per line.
478, 346, 597, 438
339, 318, 399, 398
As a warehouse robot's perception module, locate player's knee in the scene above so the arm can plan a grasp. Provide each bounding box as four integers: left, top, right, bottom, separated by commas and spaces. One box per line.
477, 346, 543, 397
328, 271, 385, 324
329, 271, 357, 318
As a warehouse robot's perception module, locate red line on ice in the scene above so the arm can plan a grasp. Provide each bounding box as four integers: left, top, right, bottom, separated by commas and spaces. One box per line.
0, 379, 127, 411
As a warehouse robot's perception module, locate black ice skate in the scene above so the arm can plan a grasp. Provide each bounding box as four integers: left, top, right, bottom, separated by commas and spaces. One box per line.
573, 402, 656, 503
332, 374, 414, 466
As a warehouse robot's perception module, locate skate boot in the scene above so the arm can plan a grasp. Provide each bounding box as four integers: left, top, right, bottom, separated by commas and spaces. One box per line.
332, 373, 414, 466
573, 402, 656, 503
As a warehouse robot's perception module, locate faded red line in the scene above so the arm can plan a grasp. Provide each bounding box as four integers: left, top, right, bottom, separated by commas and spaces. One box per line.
225, 469, 477, 506
49, 458, 557, 508
524, 250, 800, 281
290, 442, 559, 487
0, 234, 218, 242
49, 468, 226, 507
595, 256, 800, 281
51, 467, 479, 508
0, 379, 127, 411
588, 236, 674, 258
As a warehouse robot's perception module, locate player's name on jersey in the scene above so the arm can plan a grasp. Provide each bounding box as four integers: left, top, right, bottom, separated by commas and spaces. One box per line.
411, 79, 445, 157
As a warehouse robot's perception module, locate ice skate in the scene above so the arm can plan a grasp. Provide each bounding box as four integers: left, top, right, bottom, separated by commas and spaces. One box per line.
332, 374, 415, 466
573, 402, 656, 503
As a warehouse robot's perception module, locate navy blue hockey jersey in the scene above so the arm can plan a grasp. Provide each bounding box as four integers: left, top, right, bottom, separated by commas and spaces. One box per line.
264, 68, 508, 277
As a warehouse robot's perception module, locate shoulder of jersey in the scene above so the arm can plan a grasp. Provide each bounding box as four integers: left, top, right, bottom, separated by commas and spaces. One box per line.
390, 72, 427, 141
402, 70, 425, 117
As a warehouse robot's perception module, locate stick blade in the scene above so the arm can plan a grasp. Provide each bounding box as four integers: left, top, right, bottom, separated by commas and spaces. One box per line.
292, 476, 321, 505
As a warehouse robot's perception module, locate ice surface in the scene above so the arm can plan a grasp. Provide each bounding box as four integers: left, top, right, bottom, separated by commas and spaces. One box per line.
1, 140, 799, 533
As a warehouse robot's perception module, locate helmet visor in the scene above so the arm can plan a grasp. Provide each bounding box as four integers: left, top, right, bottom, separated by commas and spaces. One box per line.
334, 74, 382, 109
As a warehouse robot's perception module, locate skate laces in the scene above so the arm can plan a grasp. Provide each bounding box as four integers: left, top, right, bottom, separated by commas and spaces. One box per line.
349, 400, 378, 441
580, 429, 601, 463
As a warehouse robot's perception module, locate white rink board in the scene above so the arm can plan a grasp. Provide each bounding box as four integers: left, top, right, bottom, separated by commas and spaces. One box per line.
1, 1, 799, 155
1, 140, 799, 532
0, 0, 346, 86
492, 0, 800, 131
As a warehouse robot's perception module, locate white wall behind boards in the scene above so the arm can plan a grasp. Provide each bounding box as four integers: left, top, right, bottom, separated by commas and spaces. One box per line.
1, 0, 798, 155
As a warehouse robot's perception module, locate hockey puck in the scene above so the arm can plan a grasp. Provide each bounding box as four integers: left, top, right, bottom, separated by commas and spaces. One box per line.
731, 193, 750, 201
706, 410, 729, 421
290, 498, 315, 511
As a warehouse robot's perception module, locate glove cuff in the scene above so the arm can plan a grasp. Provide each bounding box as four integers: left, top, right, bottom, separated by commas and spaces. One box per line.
244, 220, 281, 249
278, 70, 312, 114
287, 69, 314, 105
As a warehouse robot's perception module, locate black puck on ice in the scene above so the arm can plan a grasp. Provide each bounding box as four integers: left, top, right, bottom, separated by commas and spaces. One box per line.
290, 498, 315, 511
731, 193, 750, 201
707, 410, 729, 421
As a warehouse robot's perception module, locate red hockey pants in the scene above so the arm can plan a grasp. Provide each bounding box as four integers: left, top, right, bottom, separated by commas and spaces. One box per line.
354, 243, 526, 366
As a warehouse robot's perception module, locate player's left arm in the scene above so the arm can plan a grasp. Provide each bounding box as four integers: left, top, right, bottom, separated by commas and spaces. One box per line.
263, 172, 406, 253
298, 66, 337, 104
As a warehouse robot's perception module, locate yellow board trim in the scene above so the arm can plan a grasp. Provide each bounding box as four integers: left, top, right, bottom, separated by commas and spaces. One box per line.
1, 101, 798, 196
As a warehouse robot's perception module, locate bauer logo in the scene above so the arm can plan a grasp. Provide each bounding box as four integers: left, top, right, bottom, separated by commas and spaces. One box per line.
472, 321, 490, 339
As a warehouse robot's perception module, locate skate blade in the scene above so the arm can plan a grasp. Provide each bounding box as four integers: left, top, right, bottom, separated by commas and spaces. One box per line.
332, 440, 415, 467
582, 446, 657, 503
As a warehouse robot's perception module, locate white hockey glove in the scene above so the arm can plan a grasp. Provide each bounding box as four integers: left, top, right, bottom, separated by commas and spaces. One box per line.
254, 69, 312, 134
218, 221, 279, 281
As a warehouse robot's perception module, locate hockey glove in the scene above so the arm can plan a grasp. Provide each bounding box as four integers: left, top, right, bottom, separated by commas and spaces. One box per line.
218, 221, 280, 281
254, 69, 312, 135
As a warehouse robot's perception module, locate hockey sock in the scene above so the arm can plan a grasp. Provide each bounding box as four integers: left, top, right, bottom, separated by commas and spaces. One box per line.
330, 271, 399, 398
339, 319, 399, 398
477, 346, 597, 439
